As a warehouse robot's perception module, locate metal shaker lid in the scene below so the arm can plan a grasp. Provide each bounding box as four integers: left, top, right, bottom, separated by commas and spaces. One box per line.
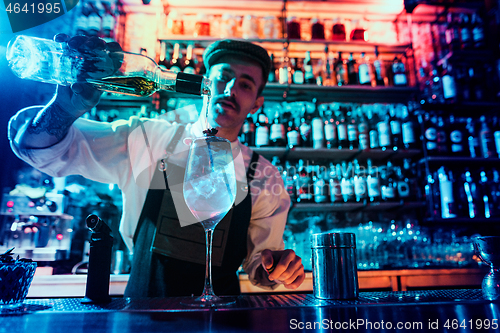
310, 232, 356, 248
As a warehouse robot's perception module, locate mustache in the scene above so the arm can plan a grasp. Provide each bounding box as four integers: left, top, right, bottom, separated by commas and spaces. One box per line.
214, 95, 240, 112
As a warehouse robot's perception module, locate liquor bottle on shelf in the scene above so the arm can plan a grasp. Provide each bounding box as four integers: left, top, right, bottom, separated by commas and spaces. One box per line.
366, 159, 381, 202
268, 53, 277, 83
329, 163, 343, 203
292, 58, 304, 84
357, 107, 370, 150
296, 160, 313, 203
169, 43, 183, 73
491, 169, 500, 217
372, 46, 386, 87
429, 64, 444, 104
353, 159, 367, 203
471, 13, 485, 49
304, 51, 316, 84
284, 161, 297, 202
494, 116, 500, 158
389, 105, 403, 151
286, 117, 300, 148
270, 110, 286, 147
334, 52, 347, 86
358, 52, 372, 86
311, 99, 325, 149
436, 116, 449, 155
323, 106, 338, 149
279, 47, 290, 85
255, 106, 270, 147
441, 61, 457, 103
182, 44, 196, 74
299, 104, 313, 147
347, 53, 358, 85
479, 115, 496, 158
367, 106, 380, 150
313, 166, 328, 203
462, 169, 481, 218
381, 161, 398, 202
377, 108, 391, 151
479, 169, 493, 218
392, 56, 408, 87
403, 158, 420, 201
468, 66, 485, 101
395, 165, 410, 200
459, 13, 472, 50
445, 12, 460, 53
466, 118, 480, 158
241, 114, 255, 147
425, 171, 441, 218
401, 104, 418, 150
323, 46, 334, 86
448, 115, 467, 156
340, 161, 355, 203
438, 166, 457, 219
423, 113, 438, 155
346, 107, 358, 150
336, 107, 348, 149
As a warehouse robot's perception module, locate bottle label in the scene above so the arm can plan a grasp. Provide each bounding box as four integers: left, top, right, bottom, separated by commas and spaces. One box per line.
358, 122, 368, 134
359, 133, 369, 150
367, 177, 380, 198
377, 122, 390, 147
381, 185, 396, 199
255, 126, 269, 146
312, 118, 324, 140
314, 179, 328, 203
270, 123, 285, 141
439, 179, 457, 218
298, 174, 313, 201
358, 64, 370, 84
442, 75, 457, 99
461, 28, 471, 44
324, 123, 336, 141
347, 124, 357, 141
394, 73, 407, 86
473, 27, 484, 43
279, 67, 289, 84
287, 130, 300, 146
293, 71, 304, 84
397, 181, 410, 198
402, 122, 416, 144
354, 177, 367, 198
341, 179, 354, 197
450, 130, 463, 152
369, 130, 379, 148
338, 124, 347, 141
425, 127, 437, 140
390, 120, 402, 135
300, 123, 312, 140
374, 60, 383, 81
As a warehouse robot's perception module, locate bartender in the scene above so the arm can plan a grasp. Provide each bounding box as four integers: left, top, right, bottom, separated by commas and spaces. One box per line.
8, 35, 305, 297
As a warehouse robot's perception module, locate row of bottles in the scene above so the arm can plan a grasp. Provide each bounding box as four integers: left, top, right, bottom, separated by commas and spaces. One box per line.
157, 42, 203, 74
274, 158, 420, 205
74, 0, 117, 40
426, 166, 500, 219
422, 112, 500, 159
270, 48, 408, 87
240, 100, 420, 151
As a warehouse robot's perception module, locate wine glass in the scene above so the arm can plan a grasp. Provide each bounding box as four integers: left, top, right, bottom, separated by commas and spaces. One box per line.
473, 236, 500, 300
181, 135, 237, 307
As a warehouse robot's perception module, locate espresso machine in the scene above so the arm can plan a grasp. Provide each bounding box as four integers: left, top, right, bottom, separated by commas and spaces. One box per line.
0, 192, 73, 261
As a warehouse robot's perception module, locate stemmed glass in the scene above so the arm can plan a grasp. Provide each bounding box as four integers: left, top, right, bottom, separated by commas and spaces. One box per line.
181, 135, 237, 307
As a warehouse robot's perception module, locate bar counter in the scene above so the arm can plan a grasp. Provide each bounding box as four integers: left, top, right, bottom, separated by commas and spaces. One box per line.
3, 289, 499, 333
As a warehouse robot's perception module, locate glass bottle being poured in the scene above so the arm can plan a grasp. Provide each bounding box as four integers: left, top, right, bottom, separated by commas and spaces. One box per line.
6, 35, 211, 98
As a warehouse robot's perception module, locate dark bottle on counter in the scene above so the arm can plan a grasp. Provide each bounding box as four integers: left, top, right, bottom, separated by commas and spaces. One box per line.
466, 118, 480, 158
401, 104, 418, 150
334, 52, 347, 86
347, 53, 358, 85
304, 51, 316, 84
479, 115, 496, 158
448, 115, 466, 156
255, 106, 269, 147
389, 106, 403, 150
296, 159, 313, 203
311, 98, 325, 149
436, 116, 449, 155
241, 115, 255, 146
337, 107, 349, 149
366, 159, 381, 202
324, 106, 338, 149
270, 110, 286, 147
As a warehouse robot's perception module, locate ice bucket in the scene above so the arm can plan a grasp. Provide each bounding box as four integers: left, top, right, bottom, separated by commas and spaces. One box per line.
311, 232, 358, 300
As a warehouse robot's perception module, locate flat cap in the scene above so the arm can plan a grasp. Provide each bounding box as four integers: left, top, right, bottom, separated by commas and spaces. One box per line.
203, 39, 271, 83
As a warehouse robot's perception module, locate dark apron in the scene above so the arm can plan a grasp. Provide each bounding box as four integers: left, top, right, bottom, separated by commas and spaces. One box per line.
125, 125, 260, 297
